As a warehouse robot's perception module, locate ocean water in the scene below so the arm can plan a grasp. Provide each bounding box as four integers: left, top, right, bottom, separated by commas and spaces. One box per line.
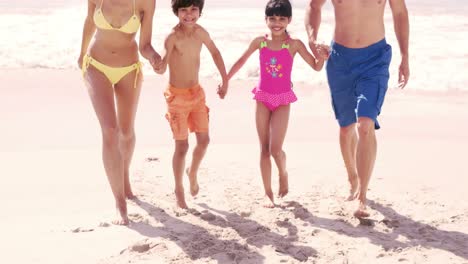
1, 0, 467, 91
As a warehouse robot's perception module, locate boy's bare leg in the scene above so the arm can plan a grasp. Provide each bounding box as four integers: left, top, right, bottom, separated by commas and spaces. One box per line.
173, 140, 189, 209
85, 67, 128, 225
339, 123, 360, 201
354, 118, 377, 218
115, 71, 142, 200
256, 102, 275, 208
270, 105, 290, 198
186, 132, 209, 196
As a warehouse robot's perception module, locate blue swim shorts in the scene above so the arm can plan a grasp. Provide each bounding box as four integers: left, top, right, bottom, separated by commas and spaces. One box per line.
326, 38, 392, 129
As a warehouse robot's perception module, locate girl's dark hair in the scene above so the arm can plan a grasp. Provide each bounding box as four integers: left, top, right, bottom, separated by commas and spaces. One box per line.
171, 0, 205, 16
265, 0, 292, 18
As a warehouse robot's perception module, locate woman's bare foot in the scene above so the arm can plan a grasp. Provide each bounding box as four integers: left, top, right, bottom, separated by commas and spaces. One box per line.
263, 192, 275, 208
346, 175, 359, 201
125, 190, 136, 200
175, 188, 188, 209
124, 179, 136, 200
353, 201, 370, 218
112, 200, 129, 225
186, 167, 199, 197
278, 172, 289, 198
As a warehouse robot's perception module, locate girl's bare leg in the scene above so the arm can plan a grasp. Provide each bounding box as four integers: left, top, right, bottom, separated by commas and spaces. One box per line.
256, 102, 275, 208
270, 105, 290, 198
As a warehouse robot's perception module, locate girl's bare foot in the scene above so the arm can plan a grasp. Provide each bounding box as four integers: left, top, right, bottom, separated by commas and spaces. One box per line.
186, 167, 199, 197
353, 201, 370, 218
278, 172, 289, 198
112, 200, 129, 225
175, 188, 188, 209
263, 192, 275, 208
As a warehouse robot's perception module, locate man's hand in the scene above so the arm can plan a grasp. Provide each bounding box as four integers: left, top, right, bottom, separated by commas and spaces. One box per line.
315, 43, 330, 60
398, 58, 410, 89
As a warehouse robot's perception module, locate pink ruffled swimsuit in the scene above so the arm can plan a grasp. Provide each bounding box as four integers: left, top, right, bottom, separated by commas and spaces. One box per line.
252, 35, 297, 111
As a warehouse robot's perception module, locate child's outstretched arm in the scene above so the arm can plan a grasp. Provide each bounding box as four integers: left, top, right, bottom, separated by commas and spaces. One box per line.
227, 37, 263, 80
200, 28, 229, 99
295, 39, 326, 71
154, 34, 175, 74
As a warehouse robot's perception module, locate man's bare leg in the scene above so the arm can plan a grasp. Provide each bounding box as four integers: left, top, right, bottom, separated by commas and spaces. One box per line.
339, 124, 360, 201
354, 118, 377, 218
173, 140, 189, 209
186, 132, 209, 196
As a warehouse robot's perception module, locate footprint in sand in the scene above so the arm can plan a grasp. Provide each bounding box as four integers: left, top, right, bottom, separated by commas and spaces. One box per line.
71, 227, 95, 233
145, 157, 160, 162
98, 222, 111, 227
129, 240, 152, 253
200, 211, 216, 221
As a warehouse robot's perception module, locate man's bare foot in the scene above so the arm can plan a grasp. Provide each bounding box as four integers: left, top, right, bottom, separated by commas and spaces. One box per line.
112, 200, 129, 225
278, 172, 289, 198
353, 202, 370, 218
346, 175, 359, 201
263, 192, 275, 208
175, 188, 188, 209
186, 167, 199, 197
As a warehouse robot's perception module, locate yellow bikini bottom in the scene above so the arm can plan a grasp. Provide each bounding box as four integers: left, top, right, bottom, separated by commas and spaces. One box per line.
82, 54, 141, 89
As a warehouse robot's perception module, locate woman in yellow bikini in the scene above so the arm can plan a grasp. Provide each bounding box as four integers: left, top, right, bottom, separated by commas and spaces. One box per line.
78, 0, 161, 225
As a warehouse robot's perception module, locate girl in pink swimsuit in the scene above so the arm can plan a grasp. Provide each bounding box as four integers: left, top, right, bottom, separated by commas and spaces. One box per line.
227, 0, 329, 208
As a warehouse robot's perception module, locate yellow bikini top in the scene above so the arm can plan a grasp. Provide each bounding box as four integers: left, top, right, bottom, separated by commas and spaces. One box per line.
93, 0, 140, 34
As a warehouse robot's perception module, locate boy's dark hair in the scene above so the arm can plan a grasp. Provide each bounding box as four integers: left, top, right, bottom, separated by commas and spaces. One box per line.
265, 0, 292, 18
171, 0, 205, 16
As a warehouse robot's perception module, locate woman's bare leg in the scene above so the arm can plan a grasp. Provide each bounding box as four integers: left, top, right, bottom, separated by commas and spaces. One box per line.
115, 70, 142, 199
84, 66, 128, 225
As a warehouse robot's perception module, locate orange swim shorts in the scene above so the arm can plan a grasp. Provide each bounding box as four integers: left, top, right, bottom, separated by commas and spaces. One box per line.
164, 84, 209, 140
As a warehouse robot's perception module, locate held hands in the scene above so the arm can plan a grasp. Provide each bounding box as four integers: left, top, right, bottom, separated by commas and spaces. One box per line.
217, 81, 228, 99
149, 53, 164, 73
315, 43, 330, 61
308, 38, 330, 61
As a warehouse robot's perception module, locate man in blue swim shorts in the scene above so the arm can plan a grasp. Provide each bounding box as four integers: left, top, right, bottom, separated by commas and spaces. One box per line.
306, 0, 410, 218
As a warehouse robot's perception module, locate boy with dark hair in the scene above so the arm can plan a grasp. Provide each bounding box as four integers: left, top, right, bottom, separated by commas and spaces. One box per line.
155, 0, 228, 209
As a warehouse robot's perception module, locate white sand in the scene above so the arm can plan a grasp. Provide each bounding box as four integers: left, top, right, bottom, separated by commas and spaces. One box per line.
1, 69, 468, 263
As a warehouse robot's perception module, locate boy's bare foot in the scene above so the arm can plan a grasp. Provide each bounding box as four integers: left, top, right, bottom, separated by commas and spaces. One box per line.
278, 172, 289, 198
186, 167, 199, 197
175, 188, 188, 209
346, 175, 359, 201
263, 192, 275, 208
112, 200, 129, 225
353, 201, 370, 218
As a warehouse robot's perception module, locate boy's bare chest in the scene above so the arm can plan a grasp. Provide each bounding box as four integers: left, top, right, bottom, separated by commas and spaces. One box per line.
174, 39, 203, 56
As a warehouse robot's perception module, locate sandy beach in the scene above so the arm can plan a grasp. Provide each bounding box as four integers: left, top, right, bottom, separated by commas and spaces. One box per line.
1, 68, 467, 263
